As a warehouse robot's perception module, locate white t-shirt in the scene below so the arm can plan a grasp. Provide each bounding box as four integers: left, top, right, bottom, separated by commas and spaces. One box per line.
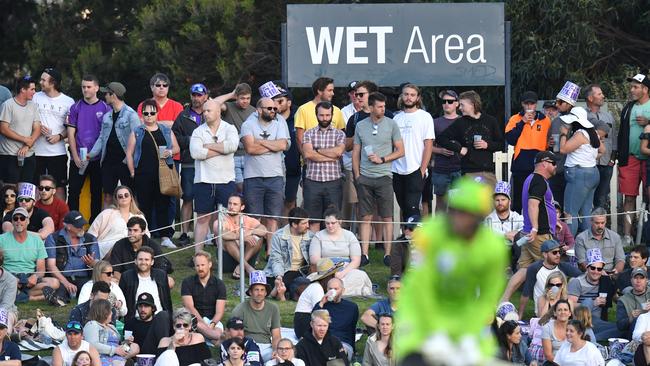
391, 109, 435, 175
533, 265, 560, 315
136, 274, 162, 313
32, 91, 74, 156
564, 129, 598, 168
295, 282, 324, 313
554, 341, 604, 366
341, 103, 357, 123
58, 339, 91, 366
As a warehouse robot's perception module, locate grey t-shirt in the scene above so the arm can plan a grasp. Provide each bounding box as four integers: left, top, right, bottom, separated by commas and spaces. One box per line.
587, 109, 617, 165
568, 274, 601, 317
240, 114, 290, 179
0, 98, 39, 156
223, 101, 256, 156
231, 300, 281, 345
354, 116, 402, 178
309, 229, 361, 259
541, 320, 566, 355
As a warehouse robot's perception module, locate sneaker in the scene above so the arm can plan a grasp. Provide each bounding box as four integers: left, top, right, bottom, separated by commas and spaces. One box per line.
177, 233, 190, 246
360, 254, 370, 267
383, 255, 391, 267
42, 286, 65, 307
160, 237, 177, 249
205, 233, 215, 246
623, 235, 634, 246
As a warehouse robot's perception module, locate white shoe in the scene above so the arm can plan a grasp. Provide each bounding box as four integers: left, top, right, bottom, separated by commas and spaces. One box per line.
160, 237, 177, 248
623, 235, 634, 246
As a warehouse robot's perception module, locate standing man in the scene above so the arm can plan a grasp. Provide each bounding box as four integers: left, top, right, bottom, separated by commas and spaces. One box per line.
341, 80, 362, 122
584, 84, 617, 210
214, 83, 256, 192
88, 82, 140, 207
35, 174, 69, 231
352, 92, 404, 266
543, 101, 559, 120
172, 83, 209, 246
241, 98, 290, 255
302, 101, 346, 232
392, 83, 434, 220
505, 91, 551, 213
67, 75, 110, 221
295, 77, 346, 153
189, 98, 238, 252
0, 75, 40, 184
617, 73, 650, 245
32, 68, 74, 200
431, 90, 461, 212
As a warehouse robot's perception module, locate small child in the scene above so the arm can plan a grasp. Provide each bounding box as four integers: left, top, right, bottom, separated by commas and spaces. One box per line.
574, 305, 597, 343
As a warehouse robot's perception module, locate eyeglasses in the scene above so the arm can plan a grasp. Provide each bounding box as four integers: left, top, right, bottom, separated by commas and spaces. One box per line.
155, 83, 169, 88
541, 159, 556, 166
355, 92, 367, 98
12, 215, 26, 222
442, 99, 457, 104
17, 198, 32, 203
372, 124, 379, 135
102, 271, 114, 276
556, 100, 565, 105
174, 323, 190, 329
117, 193, 130, 199
547, 283, 563, 288
588, 265, 604, 272
142, 111, 157, 117
4, 194, 15, 198
550, 250, 561, 255
38, 186, 55, 192
262, 107, 278, 112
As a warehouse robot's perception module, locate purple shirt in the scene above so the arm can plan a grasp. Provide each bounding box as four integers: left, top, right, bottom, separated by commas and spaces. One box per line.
188, 109, 202, 125
67, 99, 111, 159
522, 173, 556, 235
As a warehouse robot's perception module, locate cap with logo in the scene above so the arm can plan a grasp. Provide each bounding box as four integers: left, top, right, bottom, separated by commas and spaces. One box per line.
63, 210, 87, 229
627, 74, 650, 89
100, 82, 127, 98
135, 292, 157, 309
43, 67, 62, 85
348, 81, 359, 92
190, 83, 208, 95
18, 183, 36, 200
66, 320, 83, 334
404, 215, 421, 230
226, 317, 245, 330
556, 81, 580, 106
520, 91, 538, 103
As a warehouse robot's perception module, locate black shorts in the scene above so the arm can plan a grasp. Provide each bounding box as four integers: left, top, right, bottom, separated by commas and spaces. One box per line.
34, 155, 68, 186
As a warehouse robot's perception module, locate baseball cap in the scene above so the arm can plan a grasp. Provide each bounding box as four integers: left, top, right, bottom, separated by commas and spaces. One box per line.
348, 81, 359, 92
12, 207, 29, 218
66, 320, 83, 334
542, 100, 557, 109
190, 83, 208, 95
632, 268, 648, 278
226, 317, 245, 330
404, 215, 421, 230
63, 211, 87, 229
534, 151, 558, 165
520, 91, 538, 103
627, 74, 650, 89
438, 89, 459, 100
100, 82, 127, 98
43, 67, 62, 84
540, 240, 560, 253
135, 292, 156, 309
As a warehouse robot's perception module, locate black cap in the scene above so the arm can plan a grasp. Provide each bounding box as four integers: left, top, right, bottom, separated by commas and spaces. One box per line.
404, 215, 421, 230
226, 317, 245, 330
438, 90, 458, 100
348, 81, 359, 92
542, 100, 557, 109
135, 292, 157, 309
520, 91, 538, 103
43, 67, 62, 84
534, 151, 558, 165
63, 211, 87, 229
627, 74, 650, 89
272, 80, 292, 100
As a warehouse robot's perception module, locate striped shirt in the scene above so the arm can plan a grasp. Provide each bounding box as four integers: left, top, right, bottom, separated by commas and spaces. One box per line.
303, 125, 345, 182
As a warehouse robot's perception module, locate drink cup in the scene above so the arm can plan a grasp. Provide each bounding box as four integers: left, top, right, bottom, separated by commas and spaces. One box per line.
515, 235, 529, 247
158, 146, 166, 158
599, 292, 607, 298
552, 134, 560, 152
473, 135, 482, 143
136, 354, 156, 366
79, 147, 88, 161
364, 145, 374, 156
327, 289, 337, 302
17, 156, 24, 167
124, 330, 133, 339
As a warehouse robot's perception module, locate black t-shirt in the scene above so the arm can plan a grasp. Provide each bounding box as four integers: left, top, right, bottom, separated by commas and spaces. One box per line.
109, 236, 164, 273
180, 274, 227, 319
105, 111, 126, 164
346, 110, 394, 138
137, 128, 166, 175
2, 207, 50, 232
124, 317, 152, 347
527, 174, 552, 234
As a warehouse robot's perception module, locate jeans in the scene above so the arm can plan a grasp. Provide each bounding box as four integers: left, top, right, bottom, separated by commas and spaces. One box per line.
564, 166, 599, 236
594, 165, 613, 210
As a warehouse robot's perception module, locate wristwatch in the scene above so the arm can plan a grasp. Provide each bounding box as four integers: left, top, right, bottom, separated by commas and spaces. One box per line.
381, 157, 386, 163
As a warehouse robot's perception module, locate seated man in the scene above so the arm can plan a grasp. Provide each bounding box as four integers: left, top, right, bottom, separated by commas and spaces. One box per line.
2, 183, 55, 240
218, 317, 263, 366
574, 207, 625, 273
361, 277, 400, 329
617, 245, 650, 293
109, 216, 168, 281
124, 292, 171, 355
0, 207, 62, 306
389, 215, 421, 277
313, 277, 359, 361
217, 194, 266, 279
0, 249, 18, 334
45, 211, 99, 300
616, 268, 650, 339
263, 206, 312, 301
69, 281, 113, 326
35, 174, 69, 231
181, 251, 227, 343
296, 309, 349, 366
51, 320, 101, 366
485, 182, 524, 271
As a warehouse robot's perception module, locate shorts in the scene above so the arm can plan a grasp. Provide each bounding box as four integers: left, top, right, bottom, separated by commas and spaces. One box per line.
285, 175, 301, 202
356, 175, 394, 218
619, 155, 647, 195
193, 181, 236, 214
243, 176, 284, 218
343, 170, 358, 204
234, 155, 245, 184
34, 155, 68, 187
303, 178, 343, 219
517, 233, 553, 268
180, 166, 195, 200
431, 170, 462, 196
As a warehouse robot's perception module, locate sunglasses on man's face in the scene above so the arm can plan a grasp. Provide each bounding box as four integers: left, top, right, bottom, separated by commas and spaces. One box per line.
38, 186, 54, 192
588, 265, 604, 272
12, 215, 26, 222
261, 106, 278, 112
442, 99, 457, 104
155, 83, 168, 88
17, 198, 32, 203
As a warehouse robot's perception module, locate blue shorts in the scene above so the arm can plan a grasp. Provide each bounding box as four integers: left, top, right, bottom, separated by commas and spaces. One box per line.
193, 181, 236, 214
431, 171, 462, 196
180, 166, 195, 200
234, 155, 245, 184
243, 176, 284, 218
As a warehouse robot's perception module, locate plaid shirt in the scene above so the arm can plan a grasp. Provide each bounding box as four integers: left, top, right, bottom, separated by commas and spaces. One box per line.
303, 125, 345, 182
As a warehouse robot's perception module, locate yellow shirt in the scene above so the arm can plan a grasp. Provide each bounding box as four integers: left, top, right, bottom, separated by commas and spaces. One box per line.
294, 100, 346, 131
289, 234, 304, 271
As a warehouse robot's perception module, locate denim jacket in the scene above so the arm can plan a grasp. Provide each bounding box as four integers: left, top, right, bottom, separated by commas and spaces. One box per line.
89, 104, 141, 164
263, 224, 312, 277
133, 123, 174, 167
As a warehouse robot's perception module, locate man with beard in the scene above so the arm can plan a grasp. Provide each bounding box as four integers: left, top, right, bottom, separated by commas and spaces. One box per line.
109, 216, 165, 281
241, 98, 290, 256
118, 246, 173, 320
123, 292, 171, 355
302, 101, 346, 232
181, 250, 227, 343
35, 174, 69, 231
189, 98, 238, 252
2, 183, 54, 240
295, 77, 346, 153
574, 207, 625, 273
485, 181, 524, 272
217, 194, 267, 279
172, 83, 209, 246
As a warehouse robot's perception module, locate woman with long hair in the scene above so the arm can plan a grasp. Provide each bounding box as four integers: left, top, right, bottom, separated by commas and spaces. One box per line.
541, 300, 572, 363
572, 305, 597, 344
76, 260, 127, 317
0, 185, 16, 218
0, 308, 21, 364
496, 320, 529, 365
536, 272, 568, 318
83, 299, 140, 364
88, 185, 149, 258
218, 337, 247, 366
363, 313, 393, 366
554, 319, 604, 365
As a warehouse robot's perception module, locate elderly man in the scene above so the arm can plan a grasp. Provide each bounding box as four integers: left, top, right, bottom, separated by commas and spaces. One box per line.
574, 207, 625, 273
296, 309, 349, 366
616, 268, 650, 339
314, 277, 359, 361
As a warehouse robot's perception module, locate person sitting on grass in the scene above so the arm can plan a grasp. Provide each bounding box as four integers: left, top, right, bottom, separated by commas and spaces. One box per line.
361, 277, 400, 330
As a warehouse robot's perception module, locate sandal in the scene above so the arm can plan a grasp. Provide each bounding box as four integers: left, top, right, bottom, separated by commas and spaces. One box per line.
231, 266, 241, 280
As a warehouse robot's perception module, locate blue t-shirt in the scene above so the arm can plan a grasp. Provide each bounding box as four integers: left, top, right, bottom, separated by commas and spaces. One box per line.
369, 298, 393, 316
314, 299, 359, 349
0, 340, 21, 360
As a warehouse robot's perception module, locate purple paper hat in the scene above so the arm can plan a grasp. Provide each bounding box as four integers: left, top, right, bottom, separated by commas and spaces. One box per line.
0, 308, 8, 328
556, 81, 580, 106
259, 81, 283, 99
246, 270, 272, 296
496, 302, 517, 320
17, 182, 36, 200
587, 247, 604, 266
494, 181, 511, 199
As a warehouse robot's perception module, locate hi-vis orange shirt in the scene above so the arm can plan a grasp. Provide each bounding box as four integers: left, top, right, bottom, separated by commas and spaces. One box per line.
505, 111, 551, 173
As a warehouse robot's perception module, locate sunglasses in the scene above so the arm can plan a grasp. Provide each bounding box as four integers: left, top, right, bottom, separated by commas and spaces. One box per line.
355, 92, 367, 98
262, 107, 278, 112
117, 193, 130, 199
442, 99, 457, 104
17, 198, 32, 203
372, 124, 379, 135
142, 111, 157, 117
102, 271, 114, 276
38, 186, 55, 192
12, 215, 26, 222
541, 159, 556, 166
550, 250, 561, 255
155, 83, 169, 88
547, 283, 563, 288
277, 347, 293, 351
66, 322, 83, 332
4, 194, 15, 198
588, 265, 604, 272
174, 323, 190, 329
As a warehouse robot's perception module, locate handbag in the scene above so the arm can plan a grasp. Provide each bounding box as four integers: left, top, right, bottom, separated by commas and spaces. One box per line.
146, 128, 182, 197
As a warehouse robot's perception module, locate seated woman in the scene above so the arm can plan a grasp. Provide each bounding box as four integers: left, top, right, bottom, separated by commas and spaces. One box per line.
88, 185, 149, 259
77, 260, 127, 318
536, 272, 568, 318
83, 299, 140, 365
0, 185, 16, 218
309, 207, 373, 296
0, 308, 21, 364
554, 319, 604, 365
157, 308, 211, 366
496, 319, 529, 365
363, 313, 394, 366
265, 337, 306, 366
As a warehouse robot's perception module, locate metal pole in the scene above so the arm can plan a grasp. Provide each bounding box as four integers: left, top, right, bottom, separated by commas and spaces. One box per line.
217, 204, 223, 280
281, 22, 288, 86
503, 21, 512, 160
239, 214, 245, 303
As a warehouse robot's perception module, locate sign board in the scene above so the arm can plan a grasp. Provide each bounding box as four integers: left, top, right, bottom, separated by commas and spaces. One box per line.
286, 3, 505, 87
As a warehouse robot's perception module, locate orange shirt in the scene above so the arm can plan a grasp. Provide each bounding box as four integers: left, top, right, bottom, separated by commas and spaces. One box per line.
221, 214, 261, 236
505, 113, 551, 160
